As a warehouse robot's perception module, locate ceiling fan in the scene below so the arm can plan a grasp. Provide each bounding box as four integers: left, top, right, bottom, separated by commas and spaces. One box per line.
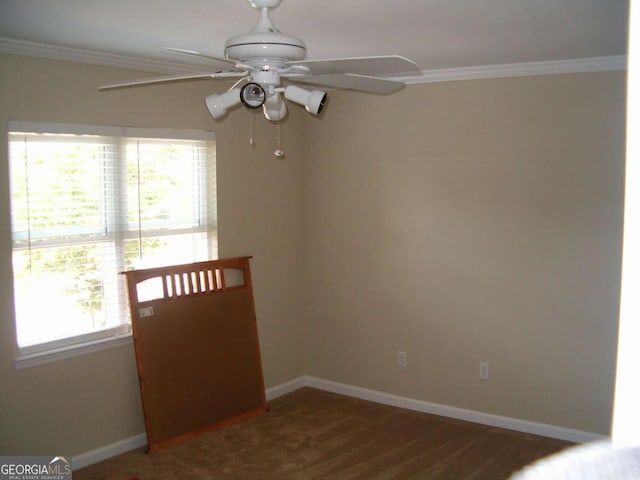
99, 0, 422, 122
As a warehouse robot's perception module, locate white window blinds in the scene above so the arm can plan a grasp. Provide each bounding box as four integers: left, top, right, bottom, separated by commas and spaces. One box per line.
8, 122, 217, 351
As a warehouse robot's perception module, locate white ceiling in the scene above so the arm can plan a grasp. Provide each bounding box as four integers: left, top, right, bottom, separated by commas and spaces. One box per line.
0, 0, 630, 76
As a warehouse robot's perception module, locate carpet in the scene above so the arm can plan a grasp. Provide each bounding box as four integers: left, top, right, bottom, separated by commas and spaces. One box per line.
74, 387, 571, 479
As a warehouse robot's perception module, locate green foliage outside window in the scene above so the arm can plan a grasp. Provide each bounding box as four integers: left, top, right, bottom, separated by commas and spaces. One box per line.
10, 131, 212, 347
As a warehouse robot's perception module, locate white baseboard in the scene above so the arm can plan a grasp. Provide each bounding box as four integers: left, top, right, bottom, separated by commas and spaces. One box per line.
72, 433, 147, 470
72, 375, 604, 469
303, 376, 604, 444
265, 376, 306, 401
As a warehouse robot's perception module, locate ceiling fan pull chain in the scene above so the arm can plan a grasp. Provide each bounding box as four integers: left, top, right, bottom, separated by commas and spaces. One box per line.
274, 120, 284, 158
249, 110, 255, 147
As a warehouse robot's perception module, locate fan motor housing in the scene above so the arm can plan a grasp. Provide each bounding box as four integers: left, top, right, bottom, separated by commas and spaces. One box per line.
224, 31, 306, 63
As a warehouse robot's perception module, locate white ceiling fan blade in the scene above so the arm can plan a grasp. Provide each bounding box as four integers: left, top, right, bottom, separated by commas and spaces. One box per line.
290, 74, 406, 95
162, 47, 238, 67
99, 71, 246, 91
287, 55, 421, 77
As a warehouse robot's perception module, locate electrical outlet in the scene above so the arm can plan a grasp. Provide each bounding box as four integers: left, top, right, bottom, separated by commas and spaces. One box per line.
480, 362, 490, 380
398, 350, 407, 368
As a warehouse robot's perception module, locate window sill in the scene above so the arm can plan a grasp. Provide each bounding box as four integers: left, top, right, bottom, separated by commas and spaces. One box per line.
14, 333, 133, 370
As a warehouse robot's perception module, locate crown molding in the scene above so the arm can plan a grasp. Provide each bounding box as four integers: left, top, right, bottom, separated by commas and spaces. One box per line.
0, 36, 203, 74
400, 55, 627, 84
0, 36, 628, 83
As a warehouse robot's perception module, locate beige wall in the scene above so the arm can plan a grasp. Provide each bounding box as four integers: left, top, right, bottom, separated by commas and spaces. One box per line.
0, 54, 306, 454
0, 54, 626, 455
302, 72, 626, 434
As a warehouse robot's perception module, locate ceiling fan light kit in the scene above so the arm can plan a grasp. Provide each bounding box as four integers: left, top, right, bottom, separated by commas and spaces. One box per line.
284, 85, 327, 115
205, 88, 242, 120
240, 83, 267, 109
99, 0, 421, 125
262, 93, 287, 122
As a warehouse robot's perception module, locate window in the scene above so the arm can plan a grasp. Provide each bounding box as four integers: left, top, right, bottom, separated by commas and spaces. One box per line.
8, 122, 216, 360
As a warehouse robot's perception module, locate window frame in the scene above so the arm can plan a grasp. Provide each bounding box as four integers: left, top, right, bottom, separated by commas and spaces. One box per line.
8, 121, 216, 369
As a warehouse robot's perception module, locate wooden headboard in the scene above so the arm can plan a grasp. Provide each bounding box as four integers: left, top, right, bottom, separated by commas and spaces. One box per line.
122, 256, 267, 452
